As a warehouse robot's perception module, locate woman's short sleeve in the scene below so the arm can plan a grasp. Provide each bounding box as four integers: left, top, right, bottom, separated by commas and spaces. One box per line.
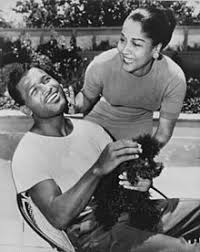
81, 59, 103, 100
160, 72, 186, 120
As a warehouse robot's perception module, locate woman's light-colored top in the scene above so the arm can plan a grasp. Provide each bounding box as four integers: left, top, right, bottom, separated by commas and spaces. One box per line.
83, 48, 186, 140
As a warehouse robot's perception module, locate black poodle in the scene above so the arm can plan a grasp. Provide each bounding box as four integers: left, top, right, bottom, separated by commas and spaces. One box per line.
93, 134, 165, 232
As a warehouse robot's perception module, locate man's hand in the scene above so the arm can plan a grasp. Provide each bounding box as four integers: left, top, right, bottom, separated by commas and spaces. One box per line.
93, 140, 142, 176
119, 172, 152, 192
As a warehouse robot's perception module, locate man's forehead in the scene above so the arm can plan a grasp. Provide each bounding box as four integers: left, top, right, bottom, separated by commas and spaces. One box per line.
25, 68, 45, 83
28, 67, 45, 75
18, 67, 43, 91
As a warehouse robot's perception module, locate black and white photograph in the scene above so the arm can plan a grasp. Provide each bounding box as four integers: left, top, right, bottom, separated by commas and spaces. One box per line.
0, 0, 200, 251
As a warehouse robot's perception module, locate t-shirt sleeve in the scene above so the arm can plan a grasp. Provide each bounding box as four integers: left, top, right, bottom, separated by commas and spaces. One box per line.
81, 58, 103, 100
12, 145, 51, 193
160, 72, 186, 120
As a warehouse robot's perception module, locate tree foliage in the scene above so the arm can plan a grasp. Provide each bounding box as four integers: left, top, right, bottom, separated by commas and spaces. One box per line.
12, 0, 200, 28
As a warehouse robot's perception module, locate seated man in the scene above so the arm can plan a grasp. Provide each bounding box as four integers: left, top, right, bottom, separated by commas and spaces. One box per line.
8, 64, 200, 252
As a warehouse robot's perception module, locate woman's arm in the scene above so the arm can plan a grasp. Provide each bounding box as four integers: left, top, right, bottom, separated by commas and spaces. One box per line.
66, 58, 104, 115
153, 116, 177, 148
155, 68, 186, 148
66, 87, 100, 115
74, 90, 99, 115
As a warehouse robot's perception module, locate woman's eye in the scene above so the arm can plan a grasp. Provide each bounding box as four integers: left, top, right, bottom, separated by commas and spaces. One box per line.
119, 37, 125, 43
132, 42, 141, 47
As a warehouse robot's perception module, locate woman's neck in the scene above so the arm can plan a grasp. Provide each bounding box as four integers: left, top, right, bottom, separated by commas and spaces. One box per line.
132, 58, 155, 77
31, 114, 73, 137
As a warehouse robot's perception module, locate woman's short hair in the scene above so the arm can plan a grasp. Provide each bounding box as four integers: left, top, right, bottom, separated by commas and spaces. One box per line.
127, 7, 176, 50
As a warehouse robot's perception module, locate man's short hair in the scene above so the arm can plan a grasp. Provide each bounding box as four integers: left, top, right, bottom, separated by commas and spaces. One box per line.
7, 63, 28, 106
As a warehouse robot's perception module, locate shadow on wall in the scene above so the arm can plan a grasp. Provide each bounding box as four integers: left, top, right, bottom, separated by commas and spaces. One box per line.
0, 133, 24, 160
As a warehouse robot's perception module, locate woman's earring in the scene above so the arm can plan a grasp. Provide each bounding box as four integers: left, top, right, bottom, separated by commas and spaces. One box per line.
153, 51, 159, 60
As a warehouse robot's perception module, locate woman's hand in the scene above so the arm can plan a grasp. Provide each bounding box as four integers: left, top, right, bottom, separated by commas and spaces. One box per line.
119, 172, 152, 192
64, 86, 76, 114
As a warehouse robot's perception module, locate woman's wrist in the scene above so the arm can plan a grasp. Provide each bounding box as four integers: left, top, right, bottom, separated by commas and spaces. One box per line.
68, 103, 79, 114
92, 166, 104, 178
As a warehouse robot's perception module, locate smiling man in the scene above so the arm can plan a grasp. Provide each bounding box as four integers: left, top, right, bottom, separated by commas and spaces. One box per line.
8, 64, 200, 252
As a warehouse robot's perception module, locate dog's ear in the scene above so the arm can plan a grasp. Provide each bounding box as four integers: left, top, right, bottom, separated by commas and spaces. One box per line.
137, 134, 161, 159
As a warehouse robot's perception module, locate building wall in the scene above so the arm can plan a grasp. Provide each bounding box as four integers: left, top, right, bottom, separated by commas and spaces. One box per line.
0, 26, 198, 51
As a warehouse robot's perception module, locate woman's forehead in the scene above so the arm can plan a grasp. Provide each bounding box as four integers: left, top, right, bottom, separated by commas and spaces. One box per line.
122, 19, 147, 40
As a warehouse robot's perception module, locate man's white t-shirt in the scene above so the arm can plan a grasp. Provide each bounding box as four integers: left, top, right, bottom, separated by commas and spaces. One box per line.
12, 119, 112, 194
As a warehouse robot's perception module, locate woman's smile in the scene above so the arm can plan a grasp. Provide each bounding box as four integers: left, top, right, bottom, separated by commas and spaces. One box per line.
122, 56, 135, 64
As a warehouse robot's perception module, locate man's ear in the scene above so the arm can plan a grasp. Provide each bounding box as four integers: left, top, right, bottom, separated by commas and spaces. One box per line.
20, 105, 33, 117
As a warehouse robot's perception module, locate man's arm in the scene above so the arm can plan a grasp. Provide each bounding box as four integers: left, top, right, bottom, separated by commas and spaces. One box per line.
153, 116, 177, 148
28, 140, 141, 230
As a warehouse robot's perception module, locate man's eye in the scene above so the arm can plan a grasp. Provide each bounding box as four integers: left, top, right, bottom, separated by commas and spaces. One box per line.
42, 76, 51, 84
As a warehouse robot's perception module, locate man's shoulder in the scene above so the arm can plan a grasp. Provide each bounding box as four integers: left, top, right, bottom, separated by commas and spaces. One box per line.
72, 118, 107, 133
72, 118, 112, 142
12, 131, 44, 161
14, 131, 35, 149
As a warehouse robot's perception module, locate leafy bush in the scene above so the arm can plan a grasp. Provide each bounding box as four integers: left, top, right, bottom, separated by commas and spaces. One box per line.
1, 33, 89, 90
0, 35, 33, 66
182, 97, 200, 113
182, 77, 200, 113
0, 95, 19, 110
185, 77, 200, 99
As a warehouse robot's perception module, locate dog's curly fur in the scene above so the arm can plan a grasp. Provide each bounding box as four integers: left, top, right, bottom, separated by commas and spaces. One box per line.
93, 134, 164, 232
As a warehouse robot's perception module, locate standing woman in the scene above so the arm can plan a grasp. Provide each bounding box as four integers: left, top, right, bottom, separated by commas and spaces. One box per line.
68, 6, 186, 146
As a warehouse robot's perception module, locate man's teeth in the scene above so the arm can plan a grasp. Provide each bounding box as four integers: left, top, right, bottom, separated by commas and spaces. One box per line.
47, 93, 58, 103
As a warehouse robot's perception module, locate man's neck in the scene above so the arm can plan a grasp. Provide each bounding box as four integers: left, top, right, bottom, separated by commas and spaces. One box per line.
31, 114, 73, 137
